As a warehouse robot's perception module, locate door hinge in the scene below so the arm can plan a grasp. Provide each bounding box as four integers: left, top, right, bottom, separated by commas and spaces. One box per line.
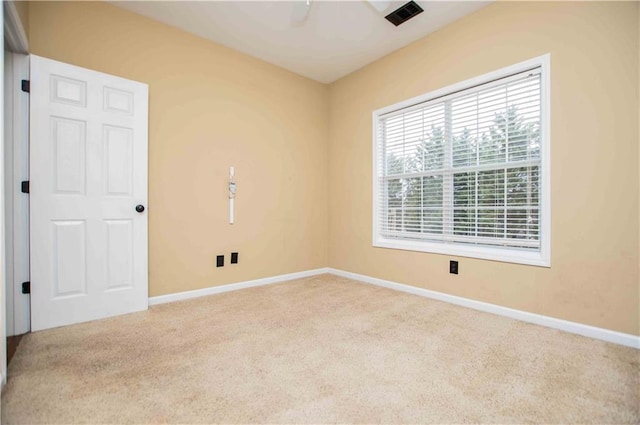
21, 80, 30, 93
21, 181, 29, 193
21, 281, 30, 294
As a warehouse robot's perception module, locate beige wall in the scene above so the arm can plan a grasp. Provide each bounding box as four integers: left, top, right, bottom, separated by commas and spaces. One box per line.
329, 1, 640, 335
26, 1, 640, 335
28, 1, 329, 297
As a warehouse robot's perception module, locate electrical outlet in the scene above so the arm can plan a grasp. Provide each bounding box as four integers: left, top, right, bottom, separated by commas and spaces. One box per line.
216, 255, 224, 267
231, 252, 238, 264
449, 260, 458, 275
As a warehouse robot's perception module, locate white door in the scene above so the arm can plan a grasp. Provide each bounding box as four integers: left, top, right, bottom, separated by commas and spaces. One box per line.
30, 55, 148, 331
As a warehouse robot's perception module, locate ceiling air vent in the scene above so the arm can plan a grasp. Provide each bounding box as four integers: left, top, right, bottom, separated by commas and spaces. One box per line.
385, 1, 424, 27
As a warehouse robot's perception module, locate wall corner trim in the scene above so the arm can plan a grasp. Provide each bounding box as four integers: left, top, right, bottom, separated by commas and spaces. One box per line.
326, 268, 640, 349
148, 268, 329, 306
3, 1, 29, 54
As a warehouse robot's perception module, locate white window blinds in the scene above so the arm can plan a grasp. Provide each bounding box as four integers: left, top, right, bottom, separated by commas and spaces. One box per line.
375, 68, 543, 252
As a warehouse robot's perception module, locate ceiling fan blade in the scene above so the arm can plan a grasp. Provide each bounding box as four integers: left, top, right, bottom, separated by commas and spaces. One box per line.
366, 0, 392, 13
290, 0, 312, 27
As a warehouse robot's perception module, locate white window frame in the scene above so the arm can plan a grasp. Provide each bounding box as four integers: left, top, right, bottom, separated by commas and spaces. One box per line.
372, 54, 551, 267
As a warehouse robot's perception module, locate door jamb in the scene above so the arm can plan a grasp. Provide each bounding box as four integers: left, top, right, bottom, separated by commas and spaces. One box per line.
2, 0, 29, 388
5, 52, 30, 338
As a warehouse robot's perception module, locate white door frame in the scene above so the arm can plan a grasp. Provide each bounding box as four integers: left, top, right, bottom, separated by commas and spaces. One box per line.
4, 52, 29, 338
2, 0, 29, 387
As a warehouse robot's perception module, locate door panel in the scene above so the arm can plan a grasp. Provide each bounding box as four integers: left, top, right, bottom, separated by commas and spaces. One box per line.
104, 125, 133, 195
52, 220, 87, 297
30, 55, 148, 331
52, 117, 86, 194
105, 219, 133, 290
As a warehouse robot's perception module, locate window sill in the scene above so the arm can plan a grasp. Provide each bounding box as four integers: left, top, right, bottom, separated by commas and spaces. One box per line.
373, 237, 550, 267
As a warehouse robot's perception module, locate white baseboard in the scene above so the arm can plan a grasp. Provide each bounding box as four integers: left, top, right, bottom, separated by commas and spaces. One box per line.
327, 268, 640, 349
147, 266, 639, 349
148, 268, 329, 306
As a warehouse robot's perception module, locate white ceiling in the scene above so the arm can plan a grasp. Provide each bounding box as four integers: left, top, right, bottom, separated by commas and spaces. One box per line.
113, 1, 491, 84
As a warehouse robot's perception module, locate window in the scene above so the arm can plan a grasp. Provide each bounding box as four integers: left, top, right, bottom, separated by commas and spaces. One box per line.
373, 55, 550, 266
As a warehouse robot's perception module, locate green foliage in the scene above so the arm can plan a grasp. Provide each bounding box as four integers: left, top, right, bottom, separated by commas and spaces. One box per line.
384, 105, 540, 242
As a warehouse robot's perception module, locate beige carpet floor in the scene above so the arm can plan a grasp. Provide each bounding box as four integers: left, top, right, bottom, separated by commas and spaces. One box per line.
2, 274, 639, 424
